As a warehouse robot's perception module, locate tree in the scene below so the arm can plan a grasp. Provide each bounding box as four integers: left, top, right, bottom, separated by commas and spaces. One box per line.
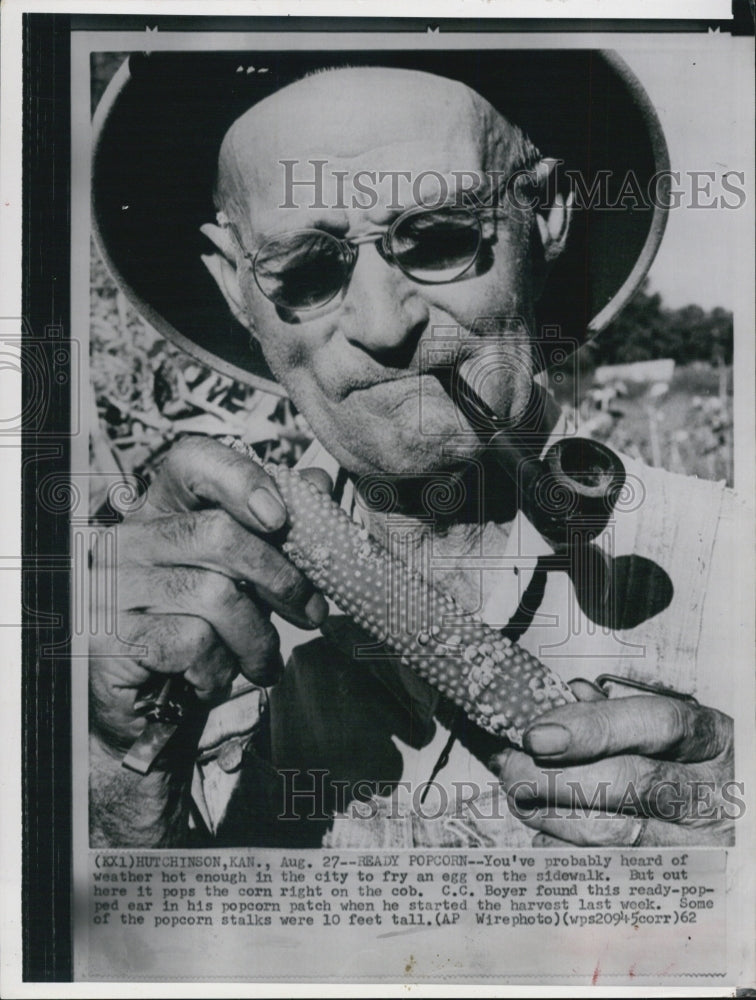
593, 280, 733, 367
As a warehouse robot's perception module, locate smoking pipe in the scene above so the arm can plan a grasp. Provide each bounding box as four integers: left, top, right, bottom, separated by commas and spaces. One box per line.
450, 370, 626, 548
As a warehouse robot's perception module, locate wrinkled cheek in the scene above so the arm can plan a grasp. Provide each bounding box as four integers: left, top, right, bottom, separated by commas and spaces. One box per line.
251, 321, 309, 379
241, 285, 313, 377
250, 335, 322, 409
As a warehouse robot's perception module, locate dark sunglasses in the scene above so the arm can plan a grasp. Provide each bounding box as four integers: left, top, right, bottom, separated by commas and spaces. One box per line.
222, 204, 500, 312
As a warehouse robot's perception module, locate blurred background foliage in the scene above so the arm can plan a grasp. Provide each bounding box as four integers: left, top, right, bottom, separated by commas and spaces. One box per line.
590, 280, 733, 368
551, 280, 733, 485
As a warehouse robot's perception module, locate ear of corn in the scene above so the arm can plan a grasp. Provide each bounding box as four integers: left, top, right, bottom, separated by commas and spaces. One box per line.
262, 460, 575, 746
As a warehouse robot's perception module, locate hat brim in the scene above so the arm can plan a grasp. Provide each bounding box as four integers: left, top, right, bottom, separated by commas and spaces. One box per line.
92, 49, 669, 394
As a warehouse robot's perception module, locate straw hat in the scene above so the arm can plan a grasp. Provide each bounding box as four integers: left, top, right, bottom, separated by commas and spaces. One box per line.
93, 49, 669, 393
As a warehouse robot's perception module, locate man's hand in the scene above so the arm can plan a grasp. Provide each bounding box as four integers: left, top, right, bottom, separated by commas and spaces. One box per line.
491, 683, 737, 847
91, 435, 331, 752
89, 436, 330, 844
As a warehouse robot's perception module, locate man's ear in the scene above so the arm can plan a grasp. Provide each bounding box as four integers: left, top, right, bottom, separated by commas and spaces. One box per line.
199, 222, 252, 330
532, 159, 573, 265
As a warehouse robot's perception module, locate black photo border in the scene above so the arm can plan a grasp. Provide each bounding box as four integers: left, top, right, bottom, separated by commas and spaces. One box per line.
19, 5, 754, 984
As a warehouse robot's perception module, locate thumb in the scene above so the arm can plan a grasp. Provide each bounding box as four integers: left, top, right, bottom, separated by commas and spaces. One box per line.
299, 466, 334, 497
522, 695, 731, 765
141, 435, 288, 534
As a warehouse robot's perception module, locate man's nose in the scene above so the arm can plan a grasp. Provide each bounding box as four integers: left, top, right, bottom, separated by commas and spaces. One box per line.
339, 243, 430, 367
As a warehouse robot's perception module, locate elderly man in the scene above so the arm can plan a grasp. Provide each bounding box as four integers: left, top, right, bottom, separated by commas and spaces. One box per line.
90, 52, 742, 849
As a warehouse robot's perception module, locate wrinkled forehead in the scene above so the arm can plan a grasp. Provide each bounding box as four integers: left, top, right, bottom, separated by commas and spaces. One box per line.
217, 68, 516, 232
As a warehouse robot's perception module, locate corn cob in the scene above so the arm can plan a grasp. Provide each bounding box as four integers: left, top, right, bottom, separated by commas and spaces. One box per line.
223, 440, 575, 745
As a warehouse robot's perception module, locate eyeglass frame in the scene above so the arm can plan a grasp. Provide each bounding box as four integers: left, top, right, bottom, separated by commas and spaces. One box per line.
218, 201, 507, 312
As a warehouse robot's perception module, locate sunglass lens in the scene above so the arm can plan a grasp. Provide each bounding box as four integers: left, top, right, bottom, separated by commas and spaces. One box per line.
391, 209, 481, 281
254, 231, 348, 309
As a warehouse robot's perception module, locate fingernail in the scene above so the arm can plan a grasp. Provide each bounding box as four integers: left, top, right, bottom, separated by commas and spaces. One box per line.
525, 723, 570, 756
246, 651, 285, 687
305, 592, 328, 626
248, 488, 286, 530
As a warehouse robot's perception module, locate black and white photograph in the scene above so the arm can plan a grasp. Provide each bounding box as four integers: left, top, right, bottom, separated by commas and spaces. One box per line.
3, 2, 755, 993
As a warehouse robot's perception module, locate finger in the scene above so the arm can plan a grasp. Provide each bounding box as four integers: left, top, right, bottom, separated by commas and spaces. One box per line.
90, 616, 238, 749
117, 612, 230, 680
119, 512, 326, 626
491, 747, 725, 822
520, 695, 732, 765
299, 466, 334, 496
568, 678, 608, 702
508, 796, 647, 845
90, 653, 157, 750
125, 567, 286, 685
236, 577, 328, 632
92, 612, 214, 677
183, 642, 241, 702
514, 809, 734, 847
122, 601, 282, 691
531, 832, 569, 848
144, 435, 288, 533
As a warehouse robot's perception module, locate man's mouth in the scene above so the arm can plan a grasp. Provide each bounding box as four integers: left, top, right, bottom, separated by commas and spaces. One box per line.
341, 367, 497, 417
334, 336, 484, 404
337, 346, 534, 430
340, 370, 425, 399
342, 371, 494, 440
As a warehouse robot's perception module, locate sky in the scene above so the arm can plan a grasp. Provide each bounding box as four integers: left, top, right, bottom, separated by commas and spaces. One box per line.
620, 39, 753, 311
